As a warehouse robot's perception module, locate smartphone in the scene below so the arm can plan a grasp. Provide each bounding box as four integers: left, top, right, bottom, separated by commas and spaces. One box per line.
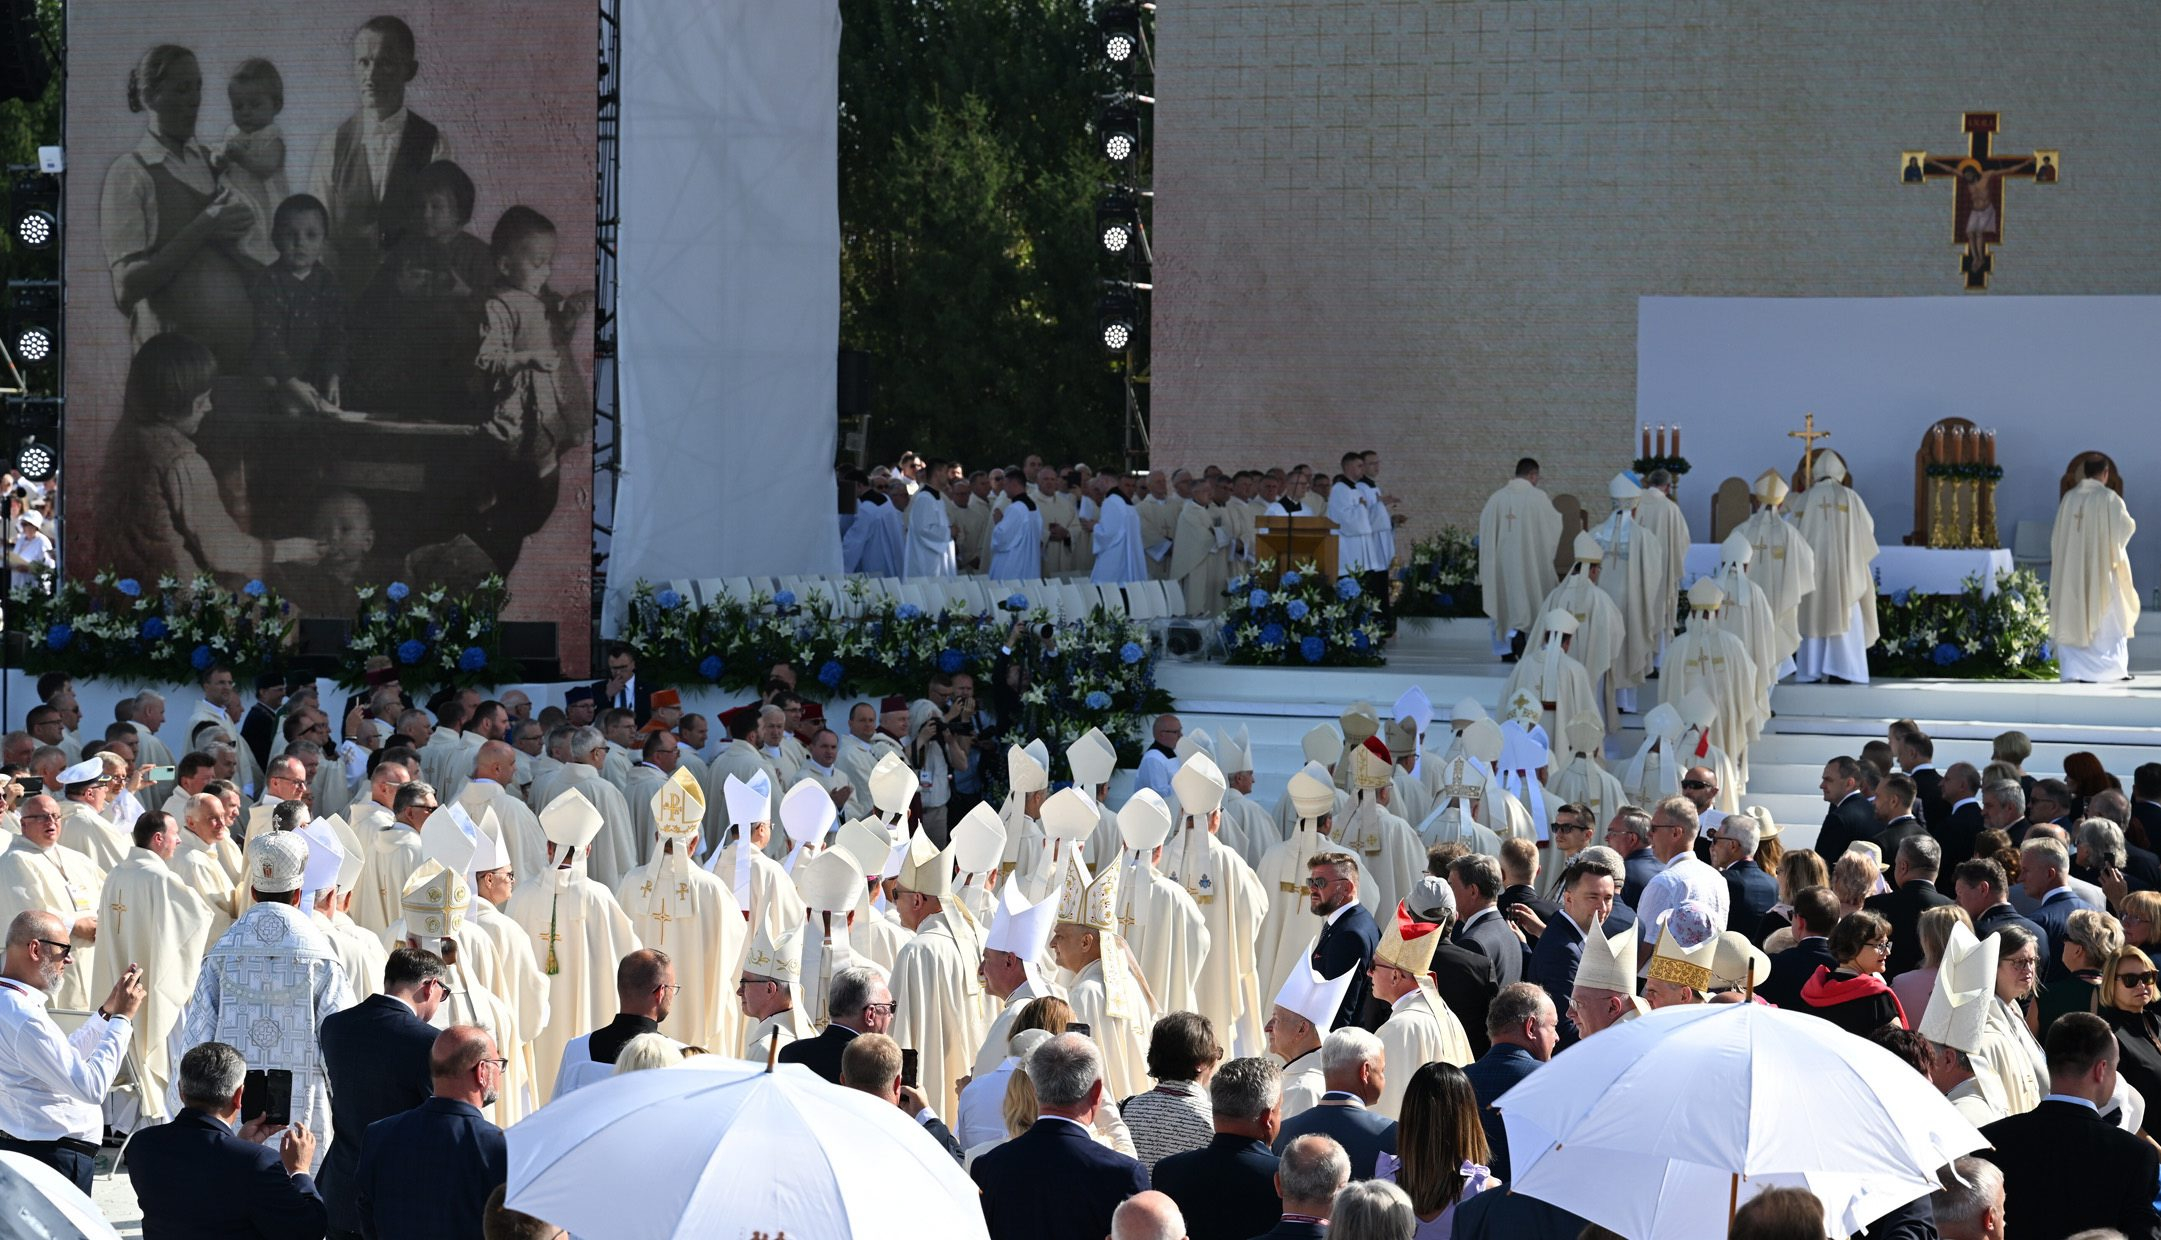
1069, 1022, 1093, 1038
900, 1048, 920, 1088
242, 1068, 293, 1127
143, 765, 176, 783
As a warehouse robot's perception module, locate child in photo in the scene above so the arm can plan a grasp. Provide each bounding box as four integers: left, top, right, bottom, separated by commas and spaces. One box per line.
217, 57, 289, 266
248, 194, 347, 414
398, 160, 495, 300
350, 160, 495, 421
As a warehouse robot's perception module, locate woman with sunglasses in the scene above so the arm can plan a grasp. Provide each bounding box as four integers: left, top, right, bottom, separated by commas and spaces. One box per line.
2119, 890, 2161, 953
2096, 947, 2161, 1134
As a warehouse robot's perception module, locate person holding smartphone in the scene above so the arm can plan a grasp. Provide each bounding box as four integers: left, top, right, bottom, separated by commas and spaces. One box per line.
0, 910, 148, 1191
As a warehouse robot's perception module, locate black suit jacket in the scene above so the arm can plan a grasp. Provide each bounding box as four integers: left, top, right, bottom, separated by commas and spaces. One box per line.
1497, 883, 1559, 930
1620, 847, 1660, 910
777, 1022, 858, 1084
317, 993, 438, 1233
1871, 814, 1925, 856
240, 702, 279, 777
1462, 1043, 1542, 1184
1760, 937, 1836, 1011
2135, 800, 2161, 850
920, 1114, 966, 1164
1155, 1133, 1281, 1240
1974, 903, 2050, 970
974, 1119, 1147, 1240
1722, 859, 1780, 942
1817, 791, 1876, 862
1272, 1096, 1396, 1180
354, 1097, 508, 1240
1938, 800, 1987, 880
1910, 767, 1949, 831
1430, 939, 1500, 1057
125, 1108, 327, 1240
1312, 904, 1380, 1029
1979, 1099, 2161, 1240
1865, 879, 1954, 976
1245, 1224, 1327, 1240
1454, 908, 1524, 989
1448, 1187, 1591, 1240
590, 678, 654, 726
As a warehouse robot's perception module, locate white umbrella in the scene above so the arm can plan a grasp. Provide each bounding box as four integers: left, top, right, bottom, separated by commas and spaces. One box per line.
506, 1057, 989, 1240
1497, 1003, 1984, 1239
0, 1152, 121, 1240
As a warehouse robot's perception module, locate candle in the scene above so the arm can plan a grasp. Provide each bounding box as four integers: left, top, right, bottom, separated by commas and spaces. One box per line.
1672, 424, 1682, 454
1642, 425, 1652, 457
1931, 425, 1944, 463
1985, 429, 1996, 467
1657, 424, 1667, 457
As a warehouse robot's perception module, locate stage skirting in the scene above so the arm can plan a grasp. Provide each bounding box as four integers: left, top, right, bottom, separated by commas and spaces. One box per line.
1682, 545, 2014, 598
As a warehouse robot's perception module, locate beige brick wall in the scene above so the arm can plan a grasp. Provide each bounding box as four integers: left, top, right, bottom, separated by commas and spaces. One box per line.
1149, 1, 2161, 540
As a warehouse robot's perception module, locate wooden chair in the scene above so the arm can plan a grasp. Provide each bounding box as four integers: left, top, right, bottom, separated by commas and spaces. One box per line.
1550, 493, 1586, 580
2060, 451, 2126, 499
1709, 477, 1752, 544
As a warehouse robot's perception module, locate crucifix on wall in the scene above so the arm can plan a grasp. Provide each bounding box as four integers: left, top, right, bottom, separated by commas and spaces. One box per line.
1900, 113, 2058, 290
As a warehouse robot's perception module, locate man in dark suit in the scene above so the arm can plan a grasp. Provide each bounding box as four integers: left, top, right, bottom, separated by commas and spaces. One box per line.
2029, 779, 2077, 832
778, 966, 889, 1084
1901, 734, 1950, 830
318, 946, 445, 1239
1870, 774, 1927, 855
1494, 838, 1560, 930
238, 671, 287, 777
972, 1033, 1147, 1240
2132, 763, 2161, 848
1449, 853, 1523, 988
1428, 917, 1499, 1055
1155, 1057, 1284, 1240
1760, 887, 1840, 1012
592, 641, 654, 726
125, 1041, 327, 1240
1936, 762, 1988, 877
1308, 852, 1380, 1029
1711, 816, 1779, 942
1607, 810, 1661, 909
1271, 1033, 1395, 1180
1246, 1133, 1350, 1240
2078, 792, 2161, 894
1865, 836, 1953, 976
2021, 835, 2098, 984
1463, 983, 1557, 1184
1978, 1012, 2161, 1240
1979, 776, 2034, 852
1954, 857, 2051, 967
1817, 757, 1877, 861
1523, 853, 1618, 1045
353, 1026, 510, 1240
1448, 1188, 1593, 1240
841, 1032, 965, 1163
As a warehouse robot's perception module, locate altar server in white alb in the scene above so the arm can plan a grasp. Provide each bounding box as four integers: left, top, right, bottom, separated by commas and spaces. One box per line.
2050, 456, 2139, 682
901, 471, 957, 579
1793, 450, 1880, 685
1477, 457, 1562, 659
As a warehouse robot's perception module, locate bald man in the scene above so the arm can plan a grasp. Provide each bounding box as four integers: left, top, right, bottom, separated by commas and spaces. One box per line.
460, 740, 547, 882
352, 1025, 510, 1239
1112, 1191, 1188, 1240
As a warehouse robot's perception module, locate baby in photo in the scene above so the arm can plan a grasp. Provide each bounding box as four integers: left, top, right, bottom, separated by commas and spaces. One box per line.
217, 57, 289, 266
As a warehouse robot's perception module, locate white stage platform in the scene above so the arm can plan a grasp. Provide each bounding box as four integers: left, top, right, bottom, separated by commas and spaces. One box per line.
1159, 618, 2161, 855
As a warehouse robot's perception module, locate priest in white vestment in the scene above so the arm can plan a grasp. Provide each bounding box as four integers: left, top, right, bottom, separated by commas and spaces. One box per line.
1257, 765, 1379, 1006
741, 920, 816, 1061
506, 789, 643, 1099
460, 743, 547, 890
555, 735, 637, 889
1477, 462, 1563, 657
1368, 893, 1474, 1120
1051, 849, 1156, 1103
615, 767, 745, 1053
1545, 716, 1627, 838
1168, 491, 1230, 615
842, 490, 904, 575
1710, 533, 1781, 716
1592, 475, 1669, 707
2051, 460, 2140, 682
171, 793, 241, 938
300, 818, 386, 1003
1636, 471, 1691, 661
91, 814, 214, 1127
707, 772, 807, 945
347, 764, 414, 933
398, 860, 532, 1125
1333, 738, 1424, 922
1267, 947, 1358, 1119
1139, 478, 1183, 581
1326, 463, 1375, 578
888, 832, 990, 1120
1168, 753, 1269, 1057
902, 476, 959, 579
1039, 475, 1087, 578
1090, 477, 1148, 584
1212, 727, 1280, 872
1736, 469, 1816, 673
360, 784, 430, 936
1663, 580, 1762, 775
1110, 790, 1210, 1022
987, 478, 1044, 579
1498, 611, 1600, 754
997, 741, 1053, 882
467, 849, 552, 1085
1270, 726, 1352, 840
1793, 450, 1880, 685
0, 796, 105, 1011
972, 883, 1064, 1080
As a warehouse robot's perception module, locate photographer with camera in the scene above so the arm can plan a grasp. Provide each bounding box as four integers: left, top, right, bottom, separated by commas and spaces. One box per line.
909, 673, 978, 846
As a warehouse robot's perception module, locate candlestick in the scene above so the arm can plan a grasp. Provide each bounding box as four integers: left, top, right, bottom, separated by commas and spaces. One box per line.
1930, 425, 1945, 464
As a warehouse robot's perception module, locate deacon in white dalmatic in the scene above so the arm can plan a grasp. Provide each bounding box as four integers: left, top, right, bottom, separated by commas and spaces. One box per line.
2050, 456, 2139, 682
1793, 450, 1880, 685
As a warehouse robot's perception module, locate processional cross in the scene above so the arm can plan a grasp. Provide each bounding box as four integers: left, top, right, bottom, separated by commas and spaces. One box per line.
1789, 413, 1830, 490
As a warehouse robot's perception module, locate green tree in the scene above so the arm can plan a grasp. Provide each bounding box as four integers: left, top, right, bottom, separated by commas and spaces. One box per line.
839, 0, 1135, 470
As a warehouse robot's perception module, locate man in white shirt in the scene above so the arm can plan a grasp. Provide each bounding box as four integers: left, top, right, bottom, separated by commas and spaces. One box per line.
309, 16, 452, 290
0, 909, 147, 1190
1635, 796, 1729, 951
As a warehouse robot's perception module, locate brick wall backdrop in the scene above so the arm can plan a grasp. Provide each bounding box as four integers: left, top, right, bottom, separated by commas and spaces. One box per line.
1149, 1, 2161, 537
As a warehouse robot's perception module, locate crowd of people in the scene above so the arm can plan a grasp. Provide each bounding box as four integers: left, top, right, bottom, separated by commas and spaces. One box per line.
0, 629, 2153, 1238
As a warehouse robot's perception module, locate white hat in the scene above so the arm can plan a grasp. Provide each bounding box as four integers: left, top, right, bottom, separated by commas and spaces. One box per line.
1216, 726, 1253, 776
869, 753, 917, 816
985, 883, 1058, 960
1040, 788, 1100, 843
319, 814, 366, 894
1572, 531, 1604, 564
1172, 733, 1213, 762
539, 788, 605, 851
1066, 728, 1118, 789
1641, 703, 1685, 747
895, 831, 952, 899
795, 848, 863, 917
1814, 450, 1848, 484
1678, 690, 1718, 731
1285, 763, 1336, 821
1300, 724, 1339, 765
18, 509, 41, 529
1007, 741, 1051, 794
1565, 713, 1603, 757
1272, 940, 1358, 1029
1406, 874, 1456, 922
1648, 915, 1719, 991
724, 771, 773, 828
1497, 721, 1550, 774
1338, 702, 1380, 745
401, 860, 470, 940
1918, 923, 2000, 1054
834, 820, 893, 877
1686, 579, 1726, 612
1461, 717, 1504, 765
56, 758, 104, 785
1720, 531, 1753, 567
295, 818, 346, 903
246, 831, 309, 894
1054, 851, 1119, 936
1609, 474, 1642, 500
1575, 916, 1640, 994
744, 920, 804, 985
421, 802, 484, 874
1450, 696, 1488, 727
1393, 686, 1433, 739
949, 802, 1008, 876
651, 767, 706, 839
1709, 931, 1772, 994
1172, 752, 1227, 817
1540, 610, 1579, 637
1117, 788, 1174, 854
1751, 468, 1790, 508
465, 810, 507, 879
779, 778, 837, 848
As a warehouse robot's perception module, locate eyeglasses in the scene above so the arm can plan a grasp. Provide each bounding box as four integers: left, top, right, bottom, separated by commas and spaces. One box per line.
1867, 940, 1892, 954
35, 938, 71, 959
18, 812, 53, 823
2003, 953, 2040, 969
657, 983, 682, 995
863, 1002, 896, 1016
1680, 780, 1713, 791
481, 1056, 510, 1073
1305, 875, 1346, 890
2121, 972, 2160, 988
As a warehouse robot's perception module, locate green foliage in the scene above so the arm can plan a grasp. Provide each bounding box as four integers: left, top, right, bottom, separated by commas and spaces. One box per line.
1871, 569, 2057, 680
1396, 527, 1485, 618
839, 0, 1129, 467
1222, 562, 1387, 667
10, 570, 296, 687
338, 577, 522, 692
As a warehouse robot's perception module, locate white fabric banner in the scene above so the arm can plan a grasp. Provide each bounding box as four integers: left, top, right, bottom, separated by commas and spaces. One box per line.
610, 0, 844, 604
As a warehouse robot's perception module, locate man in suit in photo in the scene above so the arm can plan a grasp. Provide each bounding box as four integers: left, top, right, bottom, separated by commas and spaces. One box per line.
318, 946, 445, 1239
1979, 1012, 2161, 1240
353, 1025, 510, 1240
592, 642, 654, 727
1712, 815, 1779, 943
778, 966, 890, 1084
1607, 809, 1662, 910
841, 1032, 965, 1163
1817, 757, 1877, 862
1760, 887, 1840, 1012
1450, 853, 1524, 988
1463, 984, 1557, 1184
1155, 1057, 1285, 1240
1248, 1134, 1351, 1240
125, 1041, 327, 1239
1271, 1029, 1395, 1181
1866, 836, 1953, 976
1308, 852, 1380, 1029
972, 1032, 1148, 1240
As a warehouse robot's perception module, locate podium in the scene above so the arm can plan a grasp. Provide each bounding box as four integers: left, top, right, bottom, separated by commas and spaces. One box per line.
1253, 515, 1339, 582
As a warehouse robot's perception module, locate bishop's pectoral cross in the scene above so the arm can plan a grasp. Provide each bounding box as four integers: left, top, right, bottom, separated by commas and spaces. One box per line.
1901, 112, 2057, 290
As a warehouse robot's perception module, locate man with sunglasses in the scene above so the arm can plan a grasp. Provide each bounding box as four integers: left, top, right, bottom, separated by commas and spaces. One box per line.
319, 945, 449, 1239
0, 909, 146, 1192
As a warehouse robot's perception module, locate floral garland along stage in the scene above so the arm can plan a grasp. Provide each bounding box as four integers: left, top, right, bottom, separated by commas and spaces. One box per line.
621, 581, 1173, 762
9, 570, 298, 687
1396, 527, 1484, 619
1221, 562, 1387, 667
338, 576, 522, 691
1869, 568, 2056, 680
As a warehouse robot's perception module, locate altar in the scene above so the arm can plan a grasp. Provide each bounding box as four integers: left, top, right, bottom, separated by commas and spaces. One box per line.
1681, 544, 2016, 598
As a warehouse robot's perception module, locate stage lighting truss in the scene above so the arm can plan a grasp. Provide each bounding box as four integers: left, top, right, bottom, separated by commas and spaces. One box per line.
1097, 190, 1144, 260
13, 438, 52, 481
7, 280, 58, 386
1097, 103, 1140, 163
11, 322, 49, 364
5, 395, 60, 480
9, 172, 56, 251
1098, 289, 1140, 353
1100, 4, 1149, 70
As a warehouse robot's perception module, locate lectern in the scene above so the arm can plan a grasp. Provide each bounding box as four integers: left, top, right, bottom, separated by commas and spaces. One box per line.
1253, 515, 1339, 583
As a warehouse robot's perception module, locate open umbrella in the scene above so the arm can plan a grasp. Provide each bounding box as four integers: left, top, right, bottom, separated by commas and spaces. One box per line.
507, 1058, 988, 1240
0, 1152, 121, 1240
1496, 1003, 1984, 1239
